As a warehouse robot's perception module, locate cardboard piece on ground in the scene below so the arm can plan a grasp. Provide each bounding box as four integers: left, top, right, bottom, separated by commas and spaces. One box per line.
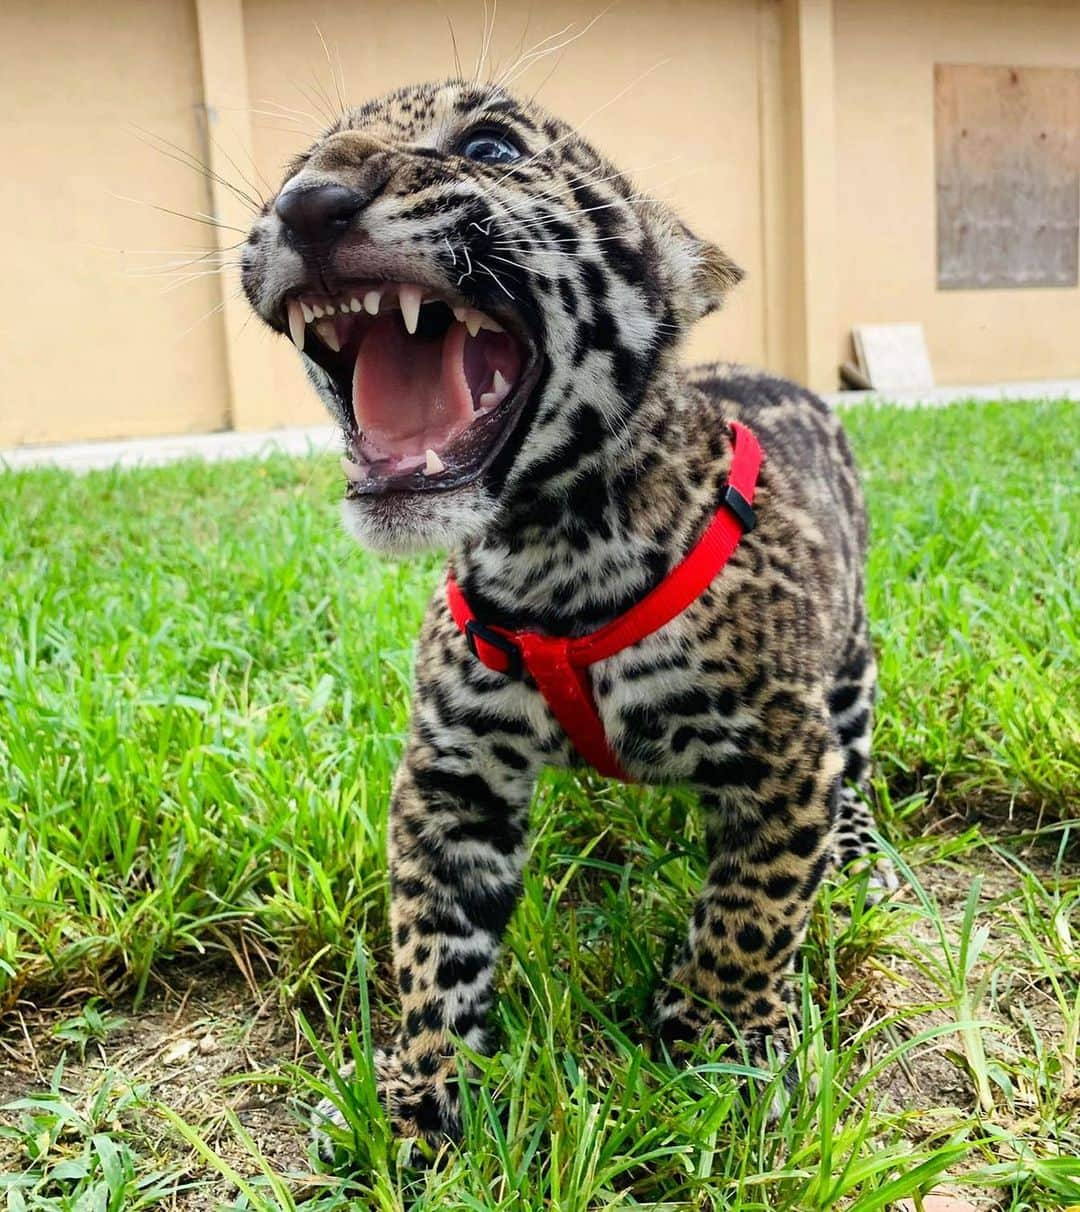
852, 323, 935, 391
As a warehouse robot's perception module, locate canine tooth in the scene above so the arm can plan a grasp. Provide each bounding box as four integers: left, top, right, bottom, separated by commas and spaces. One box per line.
349, 296, 362, 312
341, 455, 367, 482
492, 369, 509, 397
317, 320, 341, 352
399, 285, 422, 335
300, 301, 314, 323
363, 290, 381, 315
465, 311, 482, 338
286, 299, 305, 352
424, 448, 445, 475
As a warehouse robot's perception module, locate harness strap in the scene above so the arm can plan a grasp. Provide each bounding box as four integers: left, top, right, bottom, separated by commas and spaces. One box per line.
446, 420, 763, 781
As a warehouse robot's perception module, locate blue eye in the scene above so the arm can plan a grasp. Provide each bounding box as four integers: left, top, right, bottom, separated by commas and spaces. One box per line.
459, 129, 522, 165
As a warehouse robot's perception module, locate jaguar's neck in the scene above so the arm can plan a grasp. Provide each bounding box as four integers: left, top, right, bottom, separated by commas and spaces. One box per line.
453, 370, 732, 636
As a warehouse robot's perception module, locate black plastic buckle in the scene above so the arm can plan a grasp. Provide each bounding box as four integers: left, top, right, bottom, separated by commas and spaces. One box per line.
465, 620, 524, 680
722, 484, 757, 533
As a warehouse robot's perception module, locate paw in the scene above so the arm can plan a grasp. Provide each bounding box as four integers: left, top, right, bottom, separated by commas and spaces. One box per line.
653, 989, 797, 1122
832, 799, 899, 903
864, 853, 900, 898
834, 849, 900, 903
311, 1046, 461, 1163
311, 1060, 354, 1161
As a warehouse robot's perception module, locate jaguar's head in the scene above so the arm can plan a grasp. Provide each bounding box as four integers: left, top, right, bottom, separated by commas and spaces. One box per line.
242, 79, 741, 554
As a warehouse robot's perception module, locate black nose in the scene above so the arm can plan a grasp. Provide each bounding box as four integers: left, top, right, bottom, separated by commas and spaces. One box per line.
274, 183, 365, 244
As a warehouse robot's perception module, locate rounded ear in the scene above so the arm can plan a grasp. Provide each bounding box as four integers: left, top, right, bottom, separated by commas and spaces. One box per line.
639, 199, 743, 326
693, 240, 744, 319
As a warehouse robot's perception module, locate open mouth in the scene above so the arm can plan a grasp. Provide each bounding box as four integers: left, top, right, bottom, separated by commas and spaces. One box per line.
281, 283, 540, 494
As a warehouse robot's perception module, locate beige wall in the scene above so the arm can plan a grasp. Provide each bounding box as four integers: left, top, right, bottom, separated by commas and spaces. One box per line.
0, 0, 230, 448
834, 0, 1080, 383
2, 0, 1078, 448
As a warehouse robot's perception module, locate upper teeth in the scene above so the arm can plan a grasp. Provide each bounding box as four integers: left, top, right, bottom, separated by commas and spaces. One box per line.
398, 285, 422, 335
286, 299, 305, 352
316, 319, 341, 352
454, 305, 504, 337
341, 455, 368, 482
283, 284, 507, 353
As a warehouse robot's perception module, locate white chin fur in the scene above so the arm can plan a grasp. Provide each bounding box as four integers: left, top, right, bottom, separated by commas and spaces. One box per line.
340, 488, 494, 555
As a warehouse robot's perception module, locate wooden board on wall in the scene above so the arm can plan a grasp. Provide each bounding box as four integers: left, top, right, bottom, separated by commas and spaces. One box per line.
936, 64, 1080, 290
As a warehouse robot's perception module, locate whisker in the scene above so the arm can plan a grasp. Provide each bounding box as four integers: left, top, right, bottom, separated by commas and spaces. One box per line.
487, 252, 529, 275
156, 266, 242, 295
130, 125, 262, 214
314, 24, 348, 117
462, 154, 686, 243
252, 96, 323, 129
497, 9, 612, 94
306, 42, 343, 129
528, 43, 567, 105
486, 194, 656, 238
444, 9, 463, 80
292, 78, 339, 130
173, 285, 246, 341
487, 20, 576, 93
110, 193, 249, 235
474, 0, 498, 85
126, 258, 240, 279
491, 57, 672, 190
458, 243, 474, 286
126, 248, 242, 270
476, 260, 516, 299
499, 10, 538, 89
493, 233, 639, 247
107, 241, 245, 257
490, 244, 633, 259
206, 132, 267, 215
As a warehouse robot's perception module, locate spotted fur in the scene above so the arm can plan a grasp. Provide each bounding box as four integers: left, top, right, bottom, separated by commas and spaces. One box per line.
241, 79, 896, 1154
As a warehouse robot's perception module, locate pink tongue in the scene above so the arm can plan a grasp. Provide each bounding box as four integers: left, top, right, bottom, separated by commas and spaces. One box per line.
353, 315, 470, 457
352, 315, 522, 459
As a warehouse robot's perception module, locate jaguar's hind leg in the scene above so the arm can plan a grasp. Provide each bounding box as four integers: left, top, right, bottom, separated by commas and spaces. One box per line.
827, 645, 897, 895
652, 694, 841, 1120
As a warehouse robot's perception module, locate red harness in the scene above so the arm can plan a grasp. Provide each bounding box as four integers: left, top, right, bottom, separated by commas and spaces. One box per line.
446, 420, 762, 781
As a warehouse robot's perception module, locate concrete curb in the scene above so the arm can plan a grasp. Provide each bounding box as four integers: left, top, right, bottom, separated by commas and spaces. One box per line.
823, 378, 1080, 409
0, 424, 338, 473
3, 379, 1077, 473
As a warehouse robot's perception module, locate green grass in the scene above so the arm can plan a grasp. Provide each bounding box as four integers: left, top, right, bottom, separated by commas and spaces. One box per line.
850, 401, 1079, 810
0, 398, 1077, 1209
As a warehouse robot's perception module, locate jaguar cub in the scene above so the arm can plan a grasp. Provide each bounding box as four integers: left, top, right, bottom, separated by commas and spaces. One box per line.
241, 78, 894, 1151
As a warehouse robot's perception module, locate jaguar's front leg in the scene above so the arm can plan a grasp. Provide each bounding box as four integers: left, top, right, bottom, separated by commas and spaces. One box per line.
382, 749, 536, 1144
315, 625, 541, 1157
654, 696, 840, 1114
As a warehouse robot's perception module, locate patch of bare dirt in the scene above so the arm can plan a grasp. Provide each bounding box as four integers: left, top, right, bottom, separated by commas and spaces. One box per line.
0, 961, 321, 1205
835, 841, 1079, 1210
